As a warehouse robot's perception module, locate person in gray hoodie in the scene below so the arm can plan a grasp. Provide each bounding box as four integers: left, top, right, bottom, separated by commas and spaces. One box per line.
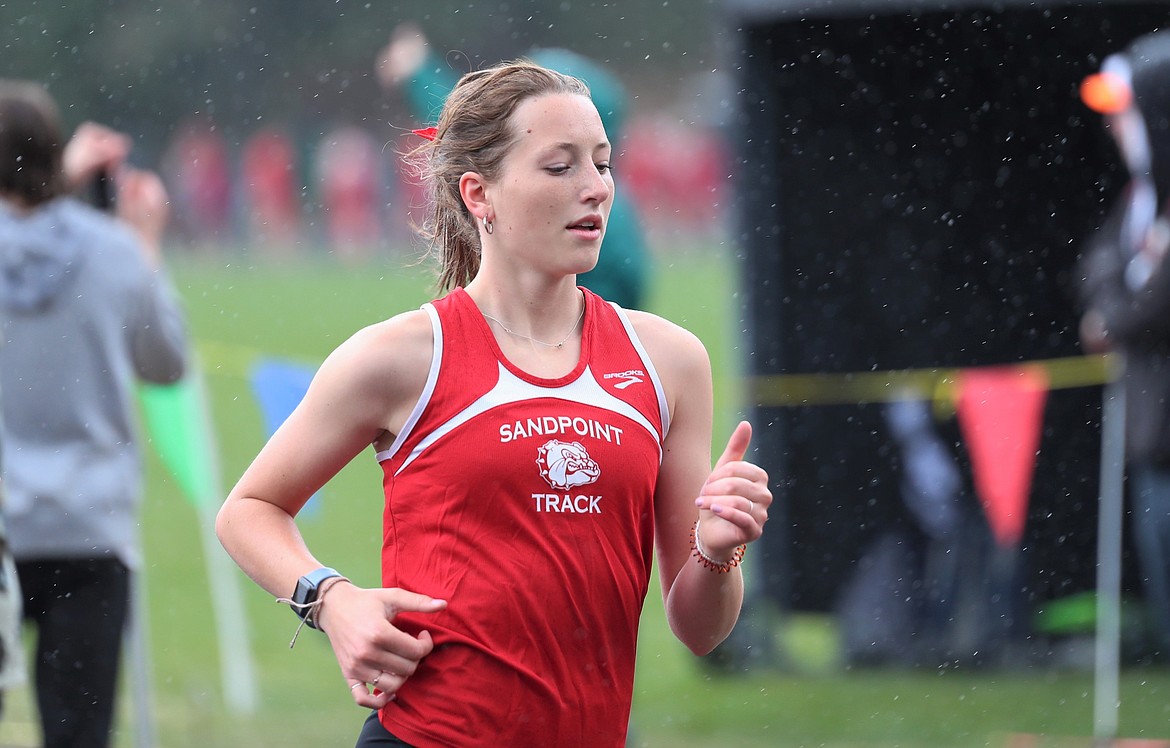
0, 80, 188, 748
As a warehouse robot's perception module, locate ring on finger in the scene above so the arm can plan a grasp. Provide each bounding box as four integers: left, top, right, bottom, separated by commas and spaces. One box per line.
350, 681, 365, 691
371, 671, 384, 687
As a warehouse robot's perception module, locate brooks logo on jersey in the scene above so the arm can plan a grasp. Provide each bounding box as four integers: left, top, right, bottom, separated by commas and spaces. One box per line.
603, 369, 645, 389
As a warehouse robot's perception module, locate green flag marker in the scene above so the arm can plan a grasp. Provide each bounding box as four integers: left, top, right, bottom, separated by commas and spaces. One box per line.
139, 374, 218, 508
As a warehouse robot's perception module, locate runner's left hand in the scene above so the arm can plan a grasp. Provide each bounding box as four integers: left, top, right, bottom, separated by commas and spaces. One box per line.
692, 421, 771, 557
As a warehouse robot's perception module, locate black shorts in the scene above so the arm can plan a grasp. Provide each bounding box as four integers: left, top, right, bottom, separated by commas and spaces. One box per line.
354, 711, 415, 748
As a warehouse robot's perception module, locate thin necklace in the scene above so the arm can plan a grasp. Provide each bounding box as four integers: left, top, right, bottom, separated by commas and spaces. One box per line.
481, 295, 585, 349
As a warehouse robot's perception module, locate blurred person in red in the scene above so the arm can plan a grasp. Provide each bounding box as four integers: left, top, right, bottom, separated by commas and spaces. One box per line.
161, 117, 233, 248
316, 125, 384, 260
242, 126, 301, 251
621, 114, 728, 238
0, 81, 188, 748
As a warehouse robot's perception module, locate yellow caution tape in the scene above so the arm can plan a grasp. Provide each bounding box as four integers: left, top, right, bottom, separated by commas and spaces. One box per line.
196, 338, 1119, 413
747, 353, 1120, 408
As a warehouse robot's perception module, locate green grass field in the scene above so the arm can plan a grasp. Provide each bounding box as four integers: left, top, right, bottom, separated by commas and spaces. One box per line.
2, 244, 1169, 747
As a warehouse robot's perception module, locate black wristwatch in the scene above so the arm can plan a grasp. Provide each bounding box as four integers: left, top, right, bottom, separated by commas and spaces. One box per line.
290, 567, 342, 630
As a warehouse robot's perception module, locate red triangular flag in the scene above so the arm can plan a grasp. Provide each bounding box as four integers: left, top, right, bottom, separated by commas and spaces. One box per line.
955, 365, 1049, 548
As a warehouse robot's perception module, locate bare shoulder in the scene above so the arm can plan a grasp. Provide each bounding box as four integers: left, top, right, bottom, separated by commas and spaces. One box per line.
622, 309, 711, 383
325, 306, 431, 363
315, 307, 435, 415
624, 309, 710, 362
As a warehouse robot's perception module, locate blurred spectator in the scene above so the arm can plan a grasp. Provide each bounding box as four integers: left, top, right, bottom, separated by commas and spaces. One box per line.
622, 113, 728, 240
837, 397, 992, 669
1078, 30, 1170, 660
241, 126, 301, 252
0, 81, 188, 747
161, 117, 233, 249
0, 397, 24, 718
315, 125, 384, 260
376, 22, 649, 308
0, 476, 22, 717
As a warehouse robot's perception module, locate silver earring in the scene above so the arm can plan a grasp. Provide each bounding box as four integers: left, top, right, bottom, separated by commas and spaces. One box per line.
482, 215, 494, 235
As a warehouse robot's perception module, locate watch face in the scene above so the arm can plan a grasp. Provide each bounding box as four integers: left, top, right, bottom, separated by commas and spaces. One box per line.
292, 567, 339, 608
293, 576, 315, 606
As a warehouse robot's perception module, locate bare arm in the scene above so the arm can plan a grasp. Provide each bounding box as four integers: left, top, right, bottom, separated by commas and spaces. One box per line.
216, 322, 401, 585
633, 312, 772, 655
116, 167, 169, 263
118, 167, 188, 384
215, 311, 447, 707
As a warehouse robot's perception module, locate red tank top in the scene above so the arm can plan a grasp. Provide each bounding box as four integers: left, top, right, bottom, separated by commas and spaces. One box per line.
375, 287, 669, 748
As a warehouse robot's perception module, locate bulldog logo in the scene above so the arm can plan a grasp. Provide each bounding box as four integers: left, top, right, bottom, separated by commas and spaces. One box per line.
536, 439, 601, 490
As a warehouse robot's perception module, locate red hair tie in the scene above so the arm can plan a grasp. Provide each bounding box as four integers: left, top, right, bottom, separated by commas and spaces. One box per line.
412, 127, 438, 141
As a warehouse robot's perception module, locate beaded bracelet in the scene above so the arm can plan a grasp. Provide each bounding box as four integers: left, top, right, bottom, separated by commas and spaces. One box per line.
690, 519, 746, 573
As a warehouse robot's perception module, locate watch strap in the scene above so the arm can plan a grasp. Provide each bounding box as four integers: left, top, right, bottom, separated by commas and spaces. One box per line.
291, 567, 342, 628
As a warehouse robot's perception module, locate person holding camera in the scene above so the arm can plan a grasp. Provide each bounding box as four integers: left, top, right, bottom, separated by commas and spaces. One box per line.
0, 80, 188, 748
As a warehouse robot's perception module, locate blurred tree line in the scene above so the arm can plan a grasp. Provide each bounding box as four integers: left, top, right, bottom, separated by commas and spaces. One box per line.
0, 0, 723, 160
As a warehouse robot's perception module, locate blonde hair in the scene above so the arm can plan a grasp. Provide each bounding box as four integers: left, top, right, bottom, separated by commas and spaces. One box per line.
407, 60, 590, 291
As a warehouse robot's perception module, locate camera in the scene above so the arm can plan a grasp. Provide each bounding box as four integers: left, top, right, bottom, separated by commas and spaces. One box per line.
87, 169, 115, 212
